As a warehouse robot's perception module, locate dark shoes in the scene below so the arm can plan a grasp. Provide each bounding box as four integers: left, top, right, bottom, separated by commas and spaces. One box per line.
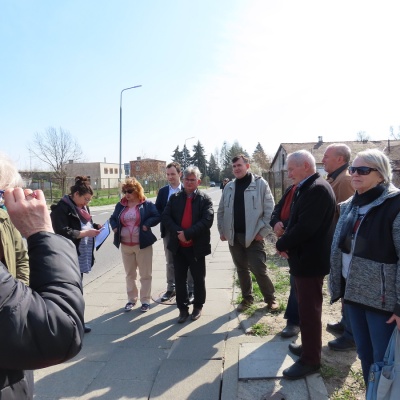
237, 299, 253, 312
124, 302, 136, 312
191, 308, 202, 321
161, 290, 176, 302
281, 323, 300, 338
177, 309, 189, 323
283, 360, 320, 380
84, 324, 92, 334
188, 292, 194, 304
328, 336, 356, 351
288, 342, 302, 357
327, 321, 344, 334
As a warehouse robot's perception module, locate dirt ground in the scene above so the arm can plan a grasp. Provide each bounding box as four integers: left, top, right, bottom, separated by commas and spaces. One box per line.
238, 238, 366, 399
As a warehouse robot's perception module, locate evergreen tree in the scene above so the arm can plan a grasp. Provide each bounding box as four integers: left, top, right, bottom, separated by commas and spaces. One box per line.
227, 141, 248, 160
182, 145, 191, 169
252, 142, 270, 172
220, 141, 230, 172
171, 146, 183, 165
190, 140, 208, 177
207, 154, 220, 182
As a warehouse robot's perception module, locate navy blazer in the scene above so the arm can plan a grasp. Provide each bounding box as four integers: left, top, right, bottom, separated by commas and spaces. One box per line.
155, 184, 183, 238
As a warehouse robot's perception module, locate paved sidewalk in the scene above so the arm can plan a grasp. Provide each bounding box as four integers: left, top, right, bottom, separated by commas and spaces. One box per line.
33, 210, 328, 400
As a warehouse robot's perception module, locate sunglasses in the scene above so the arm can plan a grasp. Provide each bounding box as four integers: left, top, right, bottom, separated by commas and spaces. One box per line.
123, 189, 134, 194
348, 166, 378, 175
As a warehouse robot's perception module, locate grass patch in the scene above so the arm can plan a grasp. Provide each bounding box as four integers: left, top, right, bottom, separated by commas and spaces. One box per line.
250, 323, 271, 336
321, 364, 343, 380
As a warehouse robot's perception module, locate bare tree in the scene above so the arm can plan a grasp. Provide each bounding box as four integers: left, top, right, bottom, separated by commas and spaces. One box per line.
28, 127, 82, 194
356, 130, 370, 142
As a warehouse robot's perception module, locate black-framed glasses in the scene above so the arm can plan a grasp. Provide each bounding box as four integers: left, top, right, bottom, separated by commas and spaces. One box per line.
123, 189, 134, 194
348, 166, 379, 175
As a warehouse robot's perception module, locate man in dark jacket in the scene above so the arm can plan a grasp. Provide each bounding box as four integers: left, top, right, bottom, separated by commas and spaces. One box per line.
1, 187, 84, 399
275, 150, 336, 380
162, 166, 214, 323
155, 162, 194, 302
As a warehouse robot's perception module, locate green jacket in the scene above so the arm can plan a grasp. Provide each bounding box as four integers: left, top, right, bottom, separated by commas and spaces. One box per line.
0, 208, 29, 285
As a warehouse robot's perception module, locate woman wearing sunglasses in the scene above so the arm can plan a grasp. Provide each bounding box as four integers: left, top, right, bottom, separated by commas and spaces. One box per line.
110, 178, 160, 313
329, 148, 400, 387
50, 176, 102, 333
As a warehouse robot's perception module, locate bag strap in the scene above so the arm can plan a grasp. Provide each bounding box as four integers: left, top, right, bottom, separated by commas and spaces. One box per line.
383, 327, 398, 365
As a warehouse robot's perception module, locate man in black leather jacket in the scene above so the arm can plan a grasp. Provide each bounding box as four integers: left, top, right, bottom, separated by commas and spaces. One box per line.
0, 187, 84, 399
162, 166, 214, 323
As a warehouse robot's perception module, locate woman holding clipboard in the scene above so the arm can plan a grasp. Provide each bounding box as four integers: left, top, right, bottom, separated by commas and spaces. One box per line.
50, 176, 102, 333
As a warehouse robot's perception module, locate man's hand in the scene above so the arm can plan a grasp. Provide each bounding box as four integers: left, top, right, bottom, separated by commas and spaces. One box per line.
254, 233, 264, 241
273, 221, 285, 238
177, 230, 188, 243
4, 188, 54, 238
276, 250, 289, 259
220, 234, 227, 241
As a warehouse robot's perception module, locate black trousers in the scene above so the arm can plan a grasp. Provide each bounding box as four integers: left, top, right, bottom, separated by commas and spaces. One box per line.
173, 246, 206, 311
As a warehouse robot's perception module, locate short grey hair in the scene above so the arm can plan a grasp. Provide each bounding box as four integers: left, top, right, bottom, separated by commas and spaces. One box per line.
287, 150, 316, 171
0, 153, 23, 190
354, 149, 392, 183
325, 143, 351, 163
183, 165, 202, 179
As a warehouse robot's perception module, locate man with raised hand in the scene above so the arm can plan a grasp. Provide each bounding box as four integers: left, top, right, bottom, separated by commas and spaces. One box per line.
1, 187, 84, 399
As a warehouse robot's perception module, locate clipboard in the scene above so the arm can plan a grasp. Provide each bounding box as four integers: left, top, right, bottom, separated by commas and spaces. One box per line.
95, 220, 111, 251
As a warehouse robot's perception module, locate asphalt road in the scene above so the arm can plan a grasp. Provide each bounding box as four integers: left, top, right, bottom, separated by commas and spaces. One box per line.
82, 187, 222, 287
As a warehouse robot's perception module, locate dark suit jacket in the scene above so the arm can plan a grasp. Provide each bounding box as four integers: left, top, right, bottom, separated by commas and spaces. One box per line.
276, 173, 336, 277
156, 184, 183, 238
155, 185, 169, 238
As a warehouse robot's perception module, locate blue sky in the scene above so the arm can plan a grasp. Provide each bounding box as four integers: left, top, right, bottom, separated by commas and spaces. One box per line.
2, 1, 400, 170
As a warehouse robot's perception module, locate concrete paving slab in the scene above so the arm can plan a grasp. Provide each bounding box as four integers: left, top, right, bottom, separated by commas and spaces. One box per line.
80, 378, 154, 400
95, 347, 168, 381
237, 378, 309, 400
150, 359, 222, 400
76, 333, 125, 362
239, 342, 296, 379
84, 292, 121, 307
34, 359, 106, 398
170, 315, 231, 337
168, 333, 226, 360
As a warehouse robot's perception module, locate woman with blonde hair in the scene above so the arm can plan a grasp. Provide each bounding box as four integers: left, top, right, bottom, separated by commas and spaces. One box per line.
110, 178, 160, 312
330, 148, 400, 386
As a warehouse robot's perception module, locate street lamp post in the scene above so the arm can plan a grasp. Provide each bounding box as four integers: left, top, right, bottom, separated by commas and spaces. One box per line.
184, 136, 195, 169
119, 85, 142, 184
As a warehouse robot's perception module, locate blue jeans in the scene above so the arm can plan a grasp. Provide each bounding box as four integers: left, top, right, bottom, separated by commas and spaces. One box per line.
284, 274, 300, 325
341, 303, 354, 341
347, 303, 395, 384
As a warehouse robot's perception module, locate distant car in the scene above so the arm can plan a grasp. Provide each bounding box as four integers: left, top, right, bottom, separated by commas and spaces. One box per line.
209, 181, 216, 187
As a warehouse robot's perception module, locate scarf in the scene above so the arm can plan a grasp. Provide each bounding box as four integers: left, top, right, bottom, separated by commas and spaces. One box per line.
62, 195, 92, 223
338, 184, 385, 253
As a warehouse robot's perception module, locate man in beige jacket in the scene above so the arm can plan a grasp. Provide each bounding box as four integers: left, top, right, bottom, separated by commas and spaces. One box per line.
322, 143, 355, 351
217, 154, 277, 311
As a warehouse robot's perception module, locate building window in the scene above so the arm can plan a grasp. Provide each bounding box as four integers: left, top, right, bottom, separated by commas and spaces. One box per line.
104, 168, 108, 174
136, 165, 140, 171
114, 168, 118, 174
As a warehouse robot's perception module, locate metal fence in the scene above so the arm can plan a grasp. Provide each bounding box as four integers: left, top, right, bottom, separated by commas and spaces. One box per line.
265, 170, 291, 202
27, 177, 170, 204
